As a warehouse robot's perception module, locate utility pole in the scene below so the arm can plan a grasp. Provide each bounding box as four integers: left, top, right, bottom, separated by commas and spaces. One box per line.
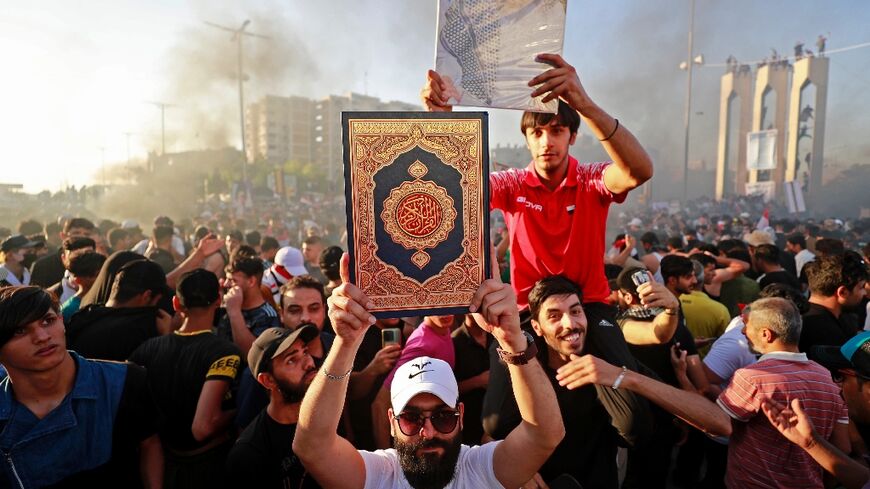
679, 0, 704, 202
123, 132, 134, 165
146, 101, 175, 155
204, 20, 270, 191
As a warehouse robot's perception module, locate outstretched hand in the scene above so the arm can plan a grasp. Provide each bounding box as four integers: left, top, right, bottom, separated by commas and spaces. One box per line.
196, 234, 225, 258
556, 354, 622, 390
327, 253, 376, 344
528, 53, 593, 111
761, 397, 817, 450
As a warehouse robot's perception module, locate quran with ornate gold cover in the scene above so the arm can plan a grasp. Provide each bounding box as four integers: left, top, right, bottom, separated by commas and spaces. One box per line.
342, 112, 490, 318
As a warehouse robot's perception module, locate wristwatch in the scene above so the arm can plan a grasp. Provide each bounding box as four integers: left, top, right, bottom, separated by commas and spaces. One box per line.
496, 331, 538, 365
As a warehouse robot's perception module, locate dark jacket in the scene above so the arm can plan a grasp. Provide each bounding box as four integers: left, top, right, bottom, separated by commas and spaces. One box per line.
67, 305, 160, 361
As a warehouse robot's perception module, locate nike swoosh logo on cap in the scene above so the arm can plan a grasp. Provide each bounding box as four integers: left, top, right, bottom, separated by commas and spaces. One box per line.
409, 370, 433, 379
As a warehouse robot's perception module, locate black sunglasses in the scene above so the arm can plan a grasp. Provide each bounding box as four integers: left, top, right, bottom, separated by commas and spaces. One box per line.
393, 410, 460, 436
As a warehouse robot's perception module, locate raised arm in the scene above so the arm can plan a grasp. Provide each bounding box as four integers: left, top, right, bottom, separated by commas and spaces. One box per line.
620, 279, 680, 345
530, 53, 653, 195
710, 252, 750, 283
467, 280, 565, 488
293, 254, 373, 489
165, 235, 225, 289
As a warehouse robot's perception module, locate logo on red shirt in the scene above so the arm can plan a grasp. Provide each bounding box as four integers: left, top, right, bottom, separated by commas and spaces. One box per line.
516, 196, 543, 212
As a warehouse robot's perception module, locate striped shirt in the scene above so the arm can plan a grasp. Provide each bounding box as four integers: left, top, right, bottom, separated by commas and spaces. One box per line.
717, 351, 848, 489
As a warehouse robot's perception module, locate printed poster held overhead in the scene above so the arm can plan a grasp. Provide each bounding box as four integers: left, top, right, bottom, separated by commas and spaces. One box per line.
435, 0, 567, 113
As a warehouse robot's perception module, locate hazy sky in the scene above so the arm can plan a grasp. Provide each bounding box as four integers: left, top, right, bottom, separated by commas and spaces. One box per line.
2, 0, 869, 193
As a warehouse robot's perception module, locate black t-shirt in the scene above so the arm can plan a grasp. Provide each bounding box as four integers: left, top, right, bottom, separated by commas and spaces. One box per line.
347, 327, 393, 451
226, 410, 321, 489
129, 330, 241, 451
618, 309, 698, 389
487, 360, 621, 489
451, 324, 491, 445
758, 270, 800, 291
67, 305, 160, 361
799, 303, 859, 352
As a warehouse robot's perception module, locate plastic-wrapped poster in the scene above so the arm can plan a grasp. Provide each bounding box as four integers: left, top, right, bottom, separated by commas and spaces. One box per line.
435, 0, 567, 113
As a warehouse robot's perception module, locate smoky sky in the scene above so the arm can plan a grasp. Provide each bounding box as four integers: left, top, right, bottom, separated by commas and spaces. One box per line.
148, 0, 869, 201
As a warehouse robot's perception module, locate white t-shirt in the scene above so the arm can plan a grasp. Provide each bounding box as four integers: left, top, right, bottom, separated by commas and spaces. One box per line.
360, 440, 504, 489
703, 316, 757, 388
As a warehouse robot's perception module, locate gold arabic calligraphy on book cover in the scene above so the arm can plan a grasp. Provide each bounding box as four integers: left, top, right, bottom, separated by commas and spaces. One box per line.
342, 112, 490, 318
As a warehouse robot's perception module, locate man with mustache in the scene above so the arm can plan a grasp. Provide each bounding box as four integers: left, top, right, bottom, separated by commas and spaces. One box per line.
226, 324, 322, 488
485, 275, 653, 488
293, 255, 564, 489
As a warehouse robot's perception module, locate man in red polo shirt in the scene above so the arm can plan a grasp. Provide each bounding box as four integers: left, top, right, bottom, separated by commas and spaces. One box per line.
422, 53, 652, 328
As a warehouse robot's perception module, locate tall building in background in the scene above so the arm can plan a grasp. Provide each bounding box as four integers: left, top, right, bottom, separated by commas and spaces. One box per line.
245, 95, 314, 165
247, 92, 418, 189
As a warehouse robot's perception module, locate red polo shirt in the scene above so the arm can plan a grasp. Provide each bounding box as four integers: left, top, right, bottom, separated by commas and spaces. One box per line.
490, 157, 625, 309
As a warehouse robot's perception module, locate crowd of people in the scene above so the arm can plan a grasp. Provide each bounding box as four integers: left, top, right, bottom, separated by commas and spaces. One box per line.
0, 53, 868, 489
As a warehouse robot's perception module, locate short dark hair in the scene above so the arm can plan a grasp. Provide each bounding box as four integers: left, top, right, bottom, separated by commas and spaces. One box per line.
46, 222, 61, 236
0, 286, 59, 348
520, 100, 580, 136
640, 232, 659, 246
154, 215, 174, 227
110, 259, 168, 304
717, 239, 747, 254
233, 245, 260, 260
68, 252, 106, 279
107, 228, 129, 249
228, 230, 244, 242
814, 238, 845, 257
660, 255, 694, 281
302, 235, 323, 247
279, 275, 327, 310
17, 219, 43, 236
688, 252, 716, 268
698, 243, 720, 256
152, 225, 174, 242
176, 269, 220, 309
319, 246, 343, 282
260, 236, 280, 252
528, 276, 583, 322
63, 237, 96, 252
227, 254, 265, 279
754, 244, 781, 265
615, 266, 646, 299
786, 233, 806, 249
806, 253, 869, 297
245, 230, 261, 247
759, 283, 809, 314
64, 218, 95, 234
666, 236, 684, 251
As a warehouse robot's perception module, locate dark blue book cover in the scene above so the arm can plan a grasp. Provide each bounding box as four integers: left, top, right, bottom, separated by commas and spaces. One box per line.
342, 112, 490, 318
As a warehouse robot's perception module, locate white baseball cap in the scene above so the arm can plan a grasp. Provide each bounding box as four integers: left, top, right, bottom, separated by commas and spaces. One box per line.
274, 246, 308, 276
390, 356, 458, 414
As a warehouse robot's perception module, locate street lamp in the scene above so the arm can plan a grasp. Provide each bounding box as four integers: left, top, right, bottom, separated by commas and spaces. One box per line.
680, 0, 704, 202
204, 20, 270, 191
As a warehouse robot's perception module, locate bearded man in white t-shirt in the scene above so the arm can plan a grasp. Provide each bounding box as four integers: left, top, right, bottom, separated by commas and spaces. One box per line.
293, 254, 565, 489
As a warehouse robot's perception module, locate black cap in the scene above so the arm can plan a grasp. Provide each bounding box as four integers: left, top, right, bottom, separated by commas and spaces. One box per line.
1, 235, 36, 253
248, 325, 319, 378
176, 269, 220, 308
810, 332, 870, 378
